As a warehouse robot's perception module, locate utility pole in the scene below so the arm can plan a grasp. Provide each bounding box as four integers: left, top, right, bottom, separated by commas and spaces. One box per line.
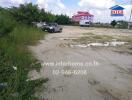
128, 0, 132, 29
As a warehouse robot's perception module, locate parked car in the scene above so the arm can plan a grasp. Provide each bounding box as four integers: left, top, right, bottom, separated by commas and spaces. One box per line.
42, 23, 63, 33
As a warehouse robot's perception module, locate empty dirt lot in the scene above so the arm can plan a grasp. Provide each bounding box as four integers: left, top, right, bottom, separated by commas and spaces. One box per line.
29, 26, 132, 100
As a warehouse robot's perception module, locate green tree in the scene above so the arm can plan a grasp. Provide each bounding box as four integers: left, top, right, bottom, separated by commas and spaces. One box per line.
10, 3, 40, 25
9, 3, 72, 25
0, 10, 15, 36
55, 14, 71, 25
116, 20, 128, 29
111, 20, 117, 28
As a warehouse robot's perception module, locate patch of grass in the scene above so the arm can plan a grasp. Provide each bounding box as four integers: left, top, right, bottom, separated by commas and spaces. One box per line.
73, 34, 114, 44
0, 12, 15, 36
0, 24, 47, 100
83, 32, 94, 36
129, 47, 132, 50
74, 34, 132, 55
8, 25, 44, 45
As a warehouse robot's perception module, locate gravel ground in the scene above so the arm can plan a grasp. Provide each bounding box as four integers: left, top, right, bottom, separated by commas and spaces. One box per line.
29, 26, 132, 100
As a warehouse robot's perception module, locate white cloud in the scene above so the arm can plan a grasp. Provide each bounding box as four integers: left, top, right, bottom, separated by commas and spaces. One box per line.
123, 5, 132, 22
0, 0, 31, 7
0, 0, 131, 23
78, 0, 115, 9
36, 0, 66, 15
77, 0, 132, 23
76, 0, 116, 22
0, 0, 67, 16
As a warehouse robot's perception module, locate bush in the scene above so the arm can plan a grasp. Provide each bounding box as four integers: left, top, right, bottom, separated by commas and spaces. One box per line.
9, 3, 71, 25
10, 3, 40, 25
0, 14, 15, 36
0, 7, 47, 99
111, 20, 117, 28
0, 24, 46, 100
116, 20, 128, 29
55, 14, 72, 25
91, 23, 112, 28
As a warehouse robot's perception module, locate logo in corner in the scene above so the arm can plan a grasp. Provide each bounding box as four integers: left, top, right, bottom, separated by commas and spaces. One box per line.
110, 5, 125, 17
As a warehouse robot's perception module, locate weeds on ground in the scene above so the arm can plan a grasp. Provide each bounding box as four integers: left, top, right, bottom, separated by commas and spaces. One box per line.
73, 34, 114, 44
0, 23, 48, 100
72, 33, 132, 54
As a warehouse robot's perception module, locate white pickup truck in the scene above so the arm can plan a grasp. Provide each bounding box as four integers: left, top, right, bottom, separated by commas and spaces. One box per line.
79, 16, 92, 27
42, 23, 63, 33
80, 20, 91, 27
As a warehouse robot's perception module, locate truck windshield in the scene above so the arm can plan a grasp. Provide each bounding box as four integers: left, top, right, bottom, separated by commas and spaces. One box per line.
48, 23, 56, 26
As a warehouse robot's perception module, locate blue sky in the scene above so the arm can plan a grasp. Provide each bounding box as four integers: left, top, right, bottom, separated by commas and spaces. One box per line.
62, 0, 79, 6
0, 0, 131, 23
31, 0, 36, 4
116, 0, 131, 5
31, 0, 131, 5
31, 0, 79, 5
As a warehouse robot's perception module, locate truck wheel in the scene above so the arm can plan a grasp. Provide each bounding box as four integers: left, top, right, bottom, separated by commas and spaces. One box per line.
49, 29, 54, 33
52, 29, 55, 33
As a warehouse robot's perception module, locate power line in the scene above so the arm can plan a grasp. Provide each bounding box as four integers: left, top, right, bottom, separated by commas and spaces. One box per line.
128, 0, 132, 29
129, 8, 132, 22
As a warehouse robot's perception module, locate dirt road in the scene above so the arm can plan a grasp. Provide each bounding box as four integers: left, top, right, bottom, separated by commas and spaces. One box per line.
29, 26, 132, 100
